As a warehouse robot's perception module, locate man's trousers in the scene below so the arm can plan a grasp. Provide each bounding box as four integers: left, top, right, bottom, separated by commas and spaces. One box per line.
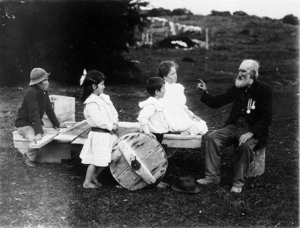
204, 124, 258, 187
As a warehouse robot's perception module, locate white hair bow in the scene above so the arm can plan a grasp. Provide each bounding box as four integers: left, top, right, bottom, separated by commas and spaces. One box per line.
79, 69, 87, 86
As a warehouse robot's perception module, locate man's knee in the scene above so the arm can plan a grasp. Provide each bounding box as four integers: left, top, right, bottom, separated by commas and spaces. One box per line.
239, 138, 258, 152
239, 143, 251, 151
205, 130, 218, 142
237, 143, 254, 161
17, 126, 35, 141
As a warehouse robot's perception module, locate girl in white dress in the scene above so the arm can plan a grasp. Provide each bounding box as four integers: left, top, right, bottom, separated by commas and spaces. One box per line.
80, 70, 118, 188
158, 61, 208, 135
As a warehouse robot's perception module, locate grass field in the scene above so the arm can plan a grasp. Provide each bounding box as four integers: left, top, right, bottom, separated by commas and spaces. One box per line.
0, 14, 299, 227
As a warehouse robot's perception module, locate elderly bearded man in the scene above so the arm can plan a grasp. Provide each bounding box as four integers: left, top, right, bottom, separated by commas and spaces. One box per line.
197, 59, 272, 193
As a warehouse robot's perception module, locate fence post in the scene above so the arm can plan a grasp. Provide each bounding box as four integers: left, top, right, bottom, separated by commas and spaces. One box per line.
205, 28, 209, 50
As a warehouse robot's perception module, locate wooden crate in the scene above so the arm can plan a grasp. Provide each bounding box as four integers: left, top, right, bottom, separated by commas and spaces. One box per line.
12, 129, 71, 163
247, 148, 266, 177
36, 142, 72, 163
43, 95, 75, 127
12, 131, 31, 154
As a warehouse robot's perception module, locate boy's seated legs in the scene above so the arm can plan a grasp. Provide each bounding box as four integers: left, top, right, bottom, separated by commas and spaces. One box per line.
153, 133, 169, 189
17, 126, 38, 167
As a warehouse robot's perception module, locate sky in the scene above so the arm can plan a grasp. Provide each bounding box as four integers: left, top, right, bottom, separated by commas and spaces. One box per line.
145, 0, 300, 19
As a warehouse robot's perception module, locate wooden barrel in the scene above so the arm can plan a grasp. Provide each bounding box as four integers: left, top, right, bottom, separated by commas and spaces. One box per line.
110, 133, 168, 191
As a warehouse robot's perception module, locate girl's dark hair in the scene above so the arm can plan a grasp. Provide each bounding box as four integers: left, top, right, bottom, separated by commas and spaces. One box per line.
158, 61, 178, 78
146, 77, 165, 97
81, 70, 106, 102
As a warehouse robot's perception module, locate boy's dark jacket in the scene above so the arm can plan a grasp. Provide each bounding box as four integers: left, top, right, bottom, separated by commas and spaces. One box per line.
201, 80, 272, 149
15, 86, 60, 135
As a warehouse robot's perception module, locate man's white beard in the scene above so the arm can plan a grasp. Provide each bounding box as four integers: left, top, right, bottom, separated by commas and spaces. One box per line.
235, 78, 249, 88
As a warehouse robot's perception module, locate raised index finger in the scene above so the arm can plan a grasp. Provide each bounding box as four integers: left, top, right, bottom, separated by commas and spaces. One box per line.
197, 79, 205, 84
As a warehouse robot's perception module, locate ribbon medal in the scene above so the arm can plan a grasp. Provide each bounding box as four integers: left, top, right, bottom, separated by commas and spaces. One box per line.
247, 98, 256, 114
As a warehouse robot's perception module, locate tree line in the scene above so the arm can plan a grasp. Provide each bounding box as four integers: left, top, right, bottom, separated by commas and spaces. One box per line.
0, 0, 147, 85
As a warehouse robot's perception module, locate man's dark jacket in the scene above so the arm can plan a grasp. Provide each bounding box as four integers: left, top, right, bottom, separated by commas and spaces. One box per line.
15, 86, 60, 135
201, 80, 272, 149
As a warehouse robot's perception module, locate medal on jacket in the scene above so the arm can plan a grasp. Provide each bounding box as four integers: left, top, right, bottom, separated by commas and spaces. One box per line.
247, 98, 256, 114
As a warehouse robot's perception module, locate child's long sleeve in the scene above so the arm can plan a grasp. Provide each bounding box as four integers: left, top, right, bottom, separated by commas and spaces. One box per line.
85, 102, 114, 131
137, 104, 156, 134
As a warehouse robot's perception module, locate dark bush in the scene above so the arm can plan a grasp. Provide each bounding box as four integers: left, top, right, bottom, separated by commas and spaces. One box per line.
210, 10, 231, 16
282, 14, 299, 25
171, 8, 193, 16
0, 1, 147, 86
147, 7, 171, 17
233, 11, 248, 16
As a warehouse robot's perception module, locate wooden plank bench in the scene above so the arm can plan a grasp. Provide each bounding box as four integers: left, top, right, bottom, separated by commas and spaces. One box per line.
71, 121, 202, 149
12, 128, 72, 163
12, 120, 265, 177
12, 120, 202, 163
12, 120, 202, 160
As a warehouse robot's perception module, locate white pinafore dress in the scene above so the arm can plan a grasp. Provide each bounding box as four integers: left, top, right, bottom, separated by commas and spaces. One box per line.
80, 93, 118, 167
161, 82, 208, 135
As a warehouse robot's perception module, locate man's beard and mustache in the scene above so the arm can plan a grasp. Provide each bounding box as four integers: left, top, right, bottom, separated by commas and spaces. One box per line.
235, 76, 250, 88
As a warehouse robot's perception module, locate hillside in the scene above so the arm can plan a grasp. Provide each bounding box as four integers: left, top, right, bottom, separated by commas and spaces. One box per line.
159, 14, 298, 51
137, 14, 299, 83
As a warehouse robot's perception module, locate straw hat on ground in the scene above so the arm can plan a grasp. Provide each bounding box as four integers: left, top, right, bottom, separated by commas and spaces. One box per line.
172, 176, 201, 193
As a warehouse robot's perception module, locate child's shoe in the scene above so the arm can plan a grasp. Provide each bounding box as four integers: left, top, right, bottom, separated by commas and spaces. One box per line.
24, 155, 37, 167
156, 181, 169, 189
230, 186, 242, 193
196, 177, 220, 185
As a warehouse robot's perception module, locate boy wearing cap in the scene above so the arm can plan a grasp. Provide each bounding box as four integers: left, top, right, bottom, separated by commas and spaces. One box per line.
15, 68, 60, 167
